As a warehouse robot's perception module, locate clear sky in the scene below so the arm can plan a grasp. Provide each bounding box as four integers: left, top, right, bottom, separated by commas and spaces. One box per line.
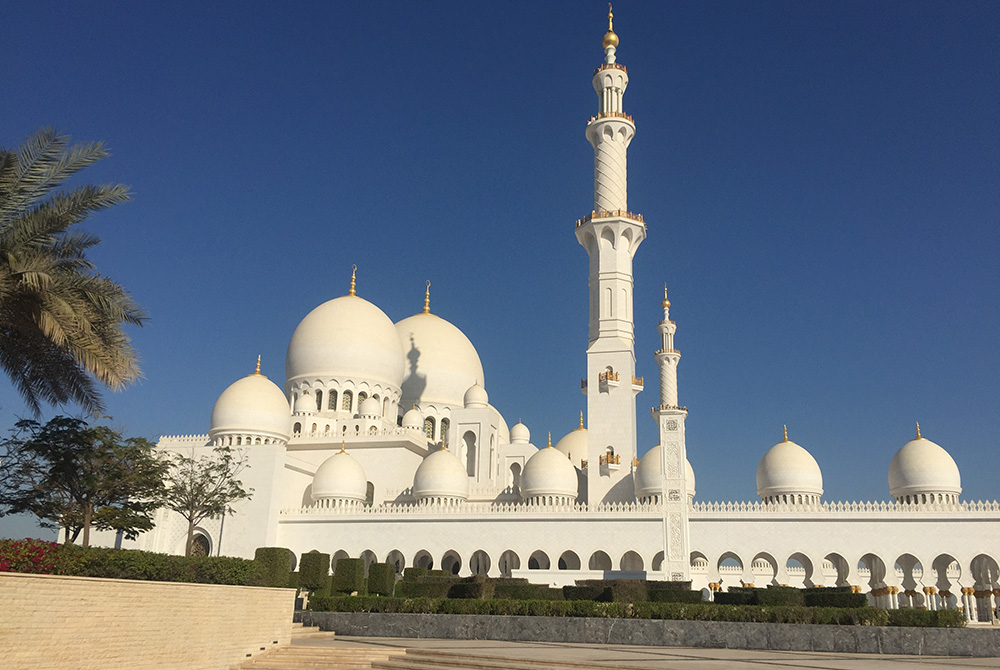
2, 1, 998, 540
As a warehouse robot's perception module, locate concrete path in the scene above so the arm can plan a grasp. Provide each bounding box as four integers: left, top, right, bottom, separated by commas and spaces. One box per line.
293, 635, 1000, 669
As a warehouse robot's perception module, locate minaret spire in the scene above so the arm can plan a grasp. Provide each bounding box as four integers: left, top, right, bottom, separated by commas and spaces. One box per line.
348, 264, 357, 296
655, 289, 680, 408
423, 280, 431, 314
253, 355, 261, 376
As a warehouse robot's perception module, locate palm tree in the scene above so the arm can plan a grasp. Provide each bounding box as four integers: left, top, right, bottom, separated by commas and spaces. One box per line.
0, 128, 146, 416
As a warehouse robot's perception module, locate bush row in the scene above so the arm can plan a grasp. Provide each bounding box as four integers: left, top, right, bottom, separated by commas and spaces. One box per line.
307, 596, 964, 627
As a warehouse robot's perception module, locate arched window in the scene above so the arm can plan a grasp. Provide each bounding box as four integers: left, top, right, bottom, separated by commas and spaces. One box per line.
440, 418, 450, 447
372, 393, 380, 401
191, 533, 211, 557
236, 437, 242, 445
358, 391, 368, 403
424, 417, 436, 440
315, 390, 323, 411
342, 390, 353, 412
328, 390, 338, 410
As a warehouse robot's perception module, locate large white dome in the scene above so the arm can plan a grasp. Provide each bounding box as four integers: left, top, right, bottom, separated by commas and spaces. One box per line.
756, 431, 823, 503
412, 448, 469, 502
521, 442, 579, 503
286, 294, 405, 389
395, 311, 484, 410
209, 370, 291, 442
554, 416, 588, 469
888, 429, 961, 503
634, 445, 695, 500
312, 449, 368, 503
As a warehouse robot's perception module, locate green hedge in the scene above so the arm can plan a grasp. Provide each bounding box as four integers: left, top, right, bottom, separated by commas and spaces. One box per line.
298, 552, 331, 592
402, 567, 429, 581
648, 589, 704, 604
367, 562, 397, 597
888, 608, 965, 628
448, 581, 494, 600
331, 558, 366, 595
397, 580, 452, 598
803, 590, 868, 608
253, 547, 292, 587
493, 583, 564, 600
716, 587, 805, 607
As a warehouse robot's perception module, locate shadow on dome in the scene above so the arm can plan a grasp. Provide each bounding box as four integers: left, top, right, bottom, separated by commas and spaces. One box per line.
400, 334, 427, 409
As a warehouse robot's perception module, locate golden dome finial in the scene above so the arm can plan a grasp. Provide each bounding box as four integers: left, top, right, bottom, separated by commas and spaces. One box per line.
782, 425, 789, 442
348, 264, 357, 296
603, 3, 619, 49
546, 432, 552, 448
915, 422, 922, 439
253, 355, 261, 376
423, 280, 431, 314
662, 285, 671, 308
340, 439, 346, 454
578, 411, 585, 430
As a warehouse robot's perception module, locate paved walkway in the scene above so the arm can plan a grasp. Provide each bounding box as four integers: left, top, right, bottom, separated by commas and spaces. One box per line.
293, 635, 1000, 669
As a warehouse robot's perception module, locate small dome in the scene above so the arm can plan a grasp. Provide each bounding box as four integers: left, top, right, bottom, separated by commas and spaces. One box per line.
358, 396, 381, 418
756, 431, 823, 502
510, 422, 530, 444
521, 443, 579, 502
312, 449, 367, 502
554, 417, 587, 468
634, 445, 695, 500
401, 406, 424, 430
463, 383, 489, 408
412, 448, 469, 502
287, 295, 405, 389
210, 371, 290, 442
293, 389, 314, 415
889, 428, 961, 502
395, 311, 485, 410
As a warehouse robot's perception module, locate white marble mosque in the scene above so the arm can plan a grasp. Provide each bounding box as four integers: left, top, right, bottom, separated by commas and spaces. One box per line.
114, 9, 999, 622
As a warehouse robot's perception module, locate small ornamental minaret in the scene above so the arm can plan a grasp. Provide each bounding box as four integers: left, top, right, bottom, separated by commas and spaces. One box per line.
653, 289, 691, 581
575, 7, 646, 504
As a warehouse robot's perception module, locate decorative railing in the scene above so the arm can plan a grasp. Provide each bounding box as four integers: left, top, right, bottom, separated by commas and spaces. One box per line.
600, 453, 621, 465
632, 376, 643, 386
594, 62, 628, 75
587, 111, 634, 124
655, 404, 688, 412
157, 434, 211, 444
598, 370, 620, 382
575, 209, 645, 228
691, 500, 1000, 514
292, 426, 419, 440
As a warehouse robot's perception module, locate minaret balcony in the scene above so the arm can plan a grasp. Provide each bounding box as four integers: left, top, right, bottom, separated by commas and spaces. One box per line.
593, 62, 628, 75
597, 370, 620, 393
652, 404, 688, 415
632, 375, 644, 389
587, 111, 634, 125
575, 209, 645, 229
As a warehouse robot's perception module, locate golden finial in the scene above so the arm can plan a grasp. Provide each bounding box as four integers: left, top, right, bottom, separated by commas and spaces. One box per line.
252, 355, 261, 376
547, 432, 552, 448
782, 425, 789, 442
578, 411, 585, 430
423, 280, 431, 314
915, 422, 922, 439
340, 439, 346, 454
348, 264, 357, 296
662, 285, 671, 308
603, 3, 619, 49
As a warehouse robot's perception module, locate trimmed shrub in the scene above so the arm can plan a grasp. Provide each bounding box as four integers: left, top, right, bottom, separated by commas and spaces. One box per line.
715, 587, 805, 607
427, 569, 451, 578
403, 567, 430, 581
934, 609, 966, 628
448, 581, 494, 599
298, 552, 331, 593
803, 590, 868, 609
493, 583, 564, 600
0, 539, 80, 574
367, 562, 397, 597
288, 571, 300, 591
397, 580, 452, 598
887, 608, 965, 627
331, 558, 365, 595
646, 580, 692, 591
253, 547, 293, 587
648, 589, 703, 604
564, 585, 607, 601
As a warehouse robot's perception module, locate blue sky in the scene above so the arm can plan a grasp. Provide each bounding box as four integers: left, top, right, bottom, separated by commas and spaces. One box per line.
2, 1, 997, 539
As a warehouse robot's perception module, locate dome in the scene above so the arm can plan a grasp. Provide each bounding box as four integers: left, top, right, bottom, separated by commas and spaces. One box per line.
554, 416, 588, 468
756, 430, 823, 502
463, 383, 489, 408
634, 445, 695, 499
395, 311, 484, 410
312, 449, 367, 503
412, 448, 469, 502
210, 370, 291, 442
521, 441, 579, 502
358, 396, 381, 418
401, 406, 424, 430
510, 422, 530, 444
286, 295, 405, 389
888, 427, 961, 502
293, 389, 315, 415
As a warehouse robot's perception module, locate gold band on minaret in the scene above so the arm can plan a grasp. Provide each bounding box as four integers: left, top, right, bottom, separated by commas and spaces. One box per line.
349, 264, 357, 296
423, 280, 431, 314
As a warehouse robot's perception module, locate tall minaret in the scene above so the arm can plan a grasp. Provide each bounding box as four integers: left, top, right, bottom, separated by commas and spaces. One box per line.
575, 6, 646, 504
654, 288, 691, 581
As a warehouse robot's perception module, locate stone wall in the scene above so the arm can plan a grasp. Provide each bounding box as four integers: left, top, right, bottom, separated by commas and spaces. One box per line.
300, 611, 1000, 657
0, 572, 294, 670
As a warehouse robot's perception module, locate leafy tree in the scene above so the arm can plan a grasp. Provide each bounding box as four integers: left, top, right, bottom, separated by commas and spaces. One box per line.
0, 416, 167, 546
0, 127, 146, 417
163, 447, 252, 556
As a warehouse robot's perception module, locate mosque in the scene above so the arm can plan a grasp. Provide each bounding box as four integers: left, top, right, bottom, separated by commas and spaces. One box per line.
131, 10, 999, 620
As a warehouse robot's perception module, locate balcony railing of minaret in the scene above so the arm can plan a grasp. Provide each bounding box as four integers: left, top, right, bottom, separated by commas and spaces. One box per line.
575, 210, 645, 228
655, 348, 680, 355
593, 62, 628, 75
598, 370, 620, 383
600, 453, 621, 466
657, 320, 677, 327
632, 376, 643, 386
654, 403, 688, 412
580, 379, 588, 390
587, 111, 634, 125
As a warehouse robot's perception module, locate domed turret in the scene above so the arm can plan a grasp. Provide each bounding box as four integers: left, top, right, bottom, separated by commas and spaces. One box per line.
358, 396, 381, 419
293, 389, 315, 415
312, 444, 368, 506
401, 406, 424, 431
286, 268, 405, 399
510, 421, 530, 444
412, 447, 469, 504
395, 282, 485, 410
463, 383, 489, 408
888, 424, 961, 505
554, 413, 588, 469
756, 427, 823, 505
521, 434, 580, 505
634, 445, 695, 502
209, 358, 291, 445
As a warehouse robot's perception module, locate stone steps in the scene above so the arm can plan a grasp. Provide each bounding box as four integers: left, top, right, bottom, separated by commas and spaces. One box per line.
370, 649, 644, 670
240, 645, 405, 670
291, 622, 338, 640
